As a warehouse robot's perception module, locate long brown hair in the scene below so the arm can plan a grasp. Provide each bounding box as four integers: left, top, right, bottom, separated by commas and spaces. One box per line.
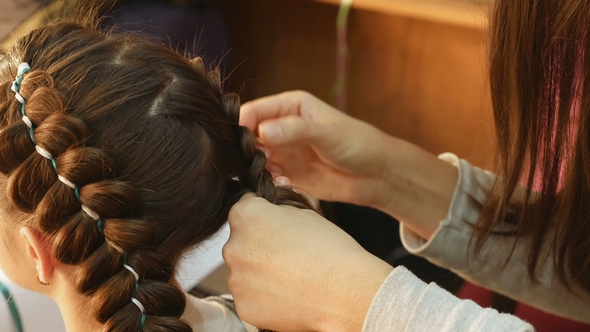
478, 0, 590, 294
0, 11, 313, 332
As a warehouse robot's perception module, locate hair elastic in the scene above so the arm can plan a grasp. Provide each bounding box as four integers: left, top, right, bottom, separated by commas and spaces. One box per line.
81, 204, 100, 221
131, 298, 145, 313
57, 174, 76, 189
11, 63, 30, 105
123, 260, 147, 330
13, 62, 145, 331
21, 115, 33, 129
123, 264, 140, 282
35, 144, 53, 160
12, 63, 105, 235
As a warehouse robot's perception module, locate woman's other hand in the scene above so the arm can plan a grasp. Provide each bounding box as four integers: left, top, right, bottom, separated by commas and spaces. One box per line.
240, 91, 458, 240
223, 193, 394, 332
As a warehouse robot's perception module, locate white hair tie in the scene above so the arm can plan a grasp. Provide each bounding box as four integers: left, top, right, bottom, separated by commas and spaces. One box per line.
17, 62, 31, 76
131, 298, 145, 313
81, 204, 100, 221
21, 115, 33, 129
58, 174, 76, 189
123, 264, 140, 282
35, 145, 53, 160
14, 92, 26, 104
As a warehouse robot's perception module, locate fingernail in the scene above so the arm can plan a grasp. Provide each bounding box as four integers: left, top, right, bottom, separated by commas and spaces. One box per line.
260, 123, 282, 142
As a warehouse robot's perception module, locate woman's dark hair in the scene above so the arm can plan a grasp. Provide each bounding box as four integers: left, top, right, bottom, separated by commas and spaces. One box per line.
478, 0, 590, 294
0, 11, 314, 332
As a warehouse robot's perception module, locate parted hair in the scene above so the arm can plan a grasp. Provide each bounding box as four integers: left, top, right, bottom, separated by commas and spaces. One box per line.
477, 0, 590, 294
0, 12, 313, 332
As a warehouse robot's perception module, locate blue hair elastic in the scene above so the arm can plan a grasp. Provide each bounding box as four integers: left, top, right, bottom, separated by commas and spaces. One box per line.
123, 253, 146, 329
12, 62, 145, 331
12, 63, 104, 237
140, 312, 147, 331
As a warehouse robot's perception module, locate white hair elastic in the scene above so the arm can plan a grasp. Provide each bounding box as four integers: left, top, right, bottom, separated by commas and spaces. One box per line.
11, 62, 30, 105
81, 204, 100, 221
14, 92, 25, 104
16, 62, 31, 77
35, 145, 53, 160
131, 298, 145, 313
22, 115, 33, 129
124, 264, 140, 281
106, 239, 124, 253
57, 174, 76, 189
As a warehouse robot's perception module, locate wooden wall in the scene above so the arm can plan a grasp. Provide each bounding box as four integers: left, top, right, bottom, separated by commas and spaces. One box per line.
221, 0, 495, 169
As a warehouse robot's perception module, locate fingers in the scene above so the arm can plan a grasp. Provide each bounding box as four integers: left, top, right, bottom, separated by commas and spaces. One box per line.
239, 90, 312, 131
227, 193, 269, 231
258, 115, 313, 146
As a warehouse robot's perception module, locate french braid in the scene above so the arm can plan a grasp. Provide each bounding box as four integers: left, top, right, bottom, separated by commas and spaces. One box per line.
194, 58, 316, 210
0, 15, 318, 332
1, 63, 176, 330
193, 58, 317, 332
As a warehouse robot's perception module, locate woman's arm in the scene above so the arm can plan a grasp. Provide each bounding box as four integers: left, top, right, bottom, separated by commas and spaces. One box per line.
364, 266, 534, 332
224, 195, 535, 331
401, 154, 590, 323
239, 91, 458, 240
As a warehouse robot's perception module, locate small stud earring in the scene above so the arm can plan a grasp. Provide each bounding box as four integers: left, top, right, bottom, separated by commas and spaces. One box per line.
36, 274, 50, 285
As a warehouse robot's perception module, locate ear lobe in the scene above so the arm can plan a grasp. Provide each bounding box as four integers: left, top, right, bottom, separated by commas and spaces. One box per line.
19, 226, 56, 284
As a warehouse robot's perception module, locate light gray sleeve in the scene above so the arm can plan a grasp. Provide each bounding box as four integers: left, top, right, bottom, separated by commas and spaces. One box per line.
363, 266, 534, 332
400, 153, 590, 323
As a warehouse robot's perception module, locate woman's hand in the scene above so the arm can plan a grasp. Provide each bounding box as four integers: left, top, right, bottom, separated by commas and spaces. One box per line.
223, 193, 394, 332
240, 90, 395, 209
241, 91, 458, 240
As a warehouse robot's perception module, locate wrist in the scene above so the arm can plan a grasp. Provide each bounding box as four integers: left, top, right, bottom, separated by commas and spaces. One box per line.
372, 138, 458, 240
315, 252, 394, 332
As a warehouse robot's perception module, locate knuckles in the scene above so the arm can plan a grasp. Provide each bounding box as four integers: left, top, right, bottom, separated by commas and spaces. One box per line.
221, 240, 237, 264
228, 194, 269, 227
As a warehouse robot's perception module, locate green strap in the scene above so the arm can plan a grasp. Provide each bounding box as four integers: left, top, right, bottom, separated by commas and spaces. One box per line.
0, 282, 24, 332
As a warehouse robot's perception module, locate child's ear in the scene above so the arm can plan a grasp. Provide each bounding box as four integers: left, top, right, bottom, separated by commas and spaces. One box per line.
19, 226, 56, 285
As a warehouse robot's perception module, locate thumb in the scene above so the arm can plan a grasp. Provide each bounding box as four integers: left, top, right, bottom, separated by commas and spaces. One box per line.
258, 115, 314, 146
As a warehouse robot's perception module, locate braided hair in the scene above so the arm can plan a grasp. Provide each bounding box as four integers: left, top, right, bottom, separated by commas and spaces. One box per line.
0, 15, 316, 332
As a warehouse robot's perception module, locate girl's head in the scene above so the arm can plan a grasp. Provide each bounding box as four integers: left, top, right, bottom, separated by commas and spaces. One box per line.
0, 12, 311, 332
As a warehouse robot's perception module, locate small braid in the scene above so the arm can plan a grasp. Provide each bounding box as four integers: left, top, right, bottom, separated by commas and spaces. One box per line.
198, 62, 316, 210
193, 57, 315, 332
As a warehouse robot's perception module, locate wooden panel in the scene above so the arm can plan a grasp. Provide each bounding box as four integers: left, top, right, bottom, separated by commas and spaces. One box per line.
222, 0, 495, 168
311, 0, 490, 28
345, 9, 495, 168
222, 0, 338, 100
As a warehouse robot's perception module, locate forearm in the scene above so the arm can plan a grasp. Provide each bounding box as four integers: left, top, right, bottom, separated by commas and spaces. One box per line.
401, 155, 590, 323
369, 135, 458, 240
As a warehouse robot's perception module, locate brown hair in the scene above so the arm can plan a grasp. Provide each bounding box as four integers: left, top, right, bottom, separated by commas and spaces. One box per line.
478, 0, 590, 293
0, 12, 313, 332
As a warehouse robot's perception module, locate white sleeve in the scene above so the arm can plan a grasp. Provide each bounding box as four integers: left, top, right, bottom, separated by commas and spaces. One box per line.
399, 153, 590, 323
363, 266, 534, 332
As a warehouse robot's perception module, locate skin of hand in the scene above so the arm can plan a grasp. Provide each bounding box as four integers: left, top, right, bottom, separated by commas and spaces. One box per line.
240, 91, 458, 239
223, 193, 394, 332
240, 90, 391, 210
